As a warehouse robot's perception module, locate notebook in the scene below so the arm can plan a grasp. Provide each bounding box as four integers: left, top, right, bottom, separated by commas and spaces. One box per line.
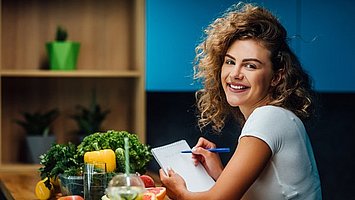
151, 140, 215, 192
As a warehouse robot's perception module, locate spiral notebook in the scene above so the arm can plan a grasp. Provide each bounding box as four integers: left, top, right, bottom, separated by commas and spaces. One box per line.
151, 140, 215, 192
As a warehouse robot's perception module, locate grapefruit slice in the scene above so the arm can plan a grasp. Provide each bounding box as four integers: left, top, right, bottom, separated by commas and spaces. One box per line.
146, 187, 166, 200
140, 174, 155, 188
58, 195, 84, 200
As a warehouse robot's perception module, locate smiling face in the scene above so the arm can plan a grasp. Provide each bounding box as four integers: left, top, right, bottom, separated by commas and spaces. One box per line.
221, 39, 275, 118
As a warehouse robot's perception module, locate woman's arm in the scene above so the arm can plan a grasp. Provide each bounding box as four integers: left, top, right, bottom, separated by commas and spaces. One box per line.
160, 136, 272, 200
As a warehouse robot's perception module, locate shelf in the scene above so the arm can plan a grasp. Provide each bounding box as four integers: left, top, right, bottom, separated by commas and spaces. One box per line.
0, 0, 146, 164
0, 69, 142, 78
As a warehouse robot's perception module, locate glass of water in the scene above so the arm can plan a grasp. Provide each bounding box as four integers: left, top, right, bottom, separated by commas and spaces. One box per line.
84, 162, 107, 200
105, 173, 145, 200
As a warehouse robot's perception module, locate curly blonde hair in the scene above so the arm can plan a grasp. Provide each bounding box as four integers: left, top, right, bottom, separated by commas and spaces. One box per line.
194, 3, 315, 132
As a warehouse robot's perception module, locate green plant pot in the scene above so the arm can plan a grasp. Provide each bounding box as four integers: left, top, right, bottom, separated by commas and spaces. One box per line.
46, 41, 80, 70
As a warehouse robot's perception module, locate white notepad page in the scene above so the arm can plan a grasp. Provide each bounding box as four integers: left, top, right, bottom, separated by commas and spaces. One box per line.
151, 140, 215, 192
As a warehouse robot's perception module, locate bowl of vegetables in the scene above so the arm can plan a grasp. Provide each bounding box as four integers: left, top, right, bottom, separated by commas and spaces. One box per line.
39, 130, 152, 195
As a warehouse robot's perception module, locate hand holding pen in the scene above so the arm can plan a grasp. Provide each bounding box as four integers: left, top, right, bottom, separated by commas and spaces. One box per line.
189, 137, 227, 180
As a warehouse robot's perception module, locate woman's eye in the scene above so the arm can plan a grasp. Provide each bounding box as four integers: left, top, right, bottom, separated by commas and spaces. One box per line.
244, 63, 256, 69
225, 59, 235, 65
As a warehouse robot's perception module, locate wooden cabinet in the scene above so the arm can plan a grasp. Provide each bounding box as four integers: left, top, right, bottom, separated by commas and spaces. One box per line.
0, 0, 146, 164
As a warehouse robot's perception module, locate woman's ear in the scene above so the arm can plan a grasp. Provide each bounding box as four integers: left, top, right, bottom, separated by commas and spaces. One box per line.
271, 69, 284, 86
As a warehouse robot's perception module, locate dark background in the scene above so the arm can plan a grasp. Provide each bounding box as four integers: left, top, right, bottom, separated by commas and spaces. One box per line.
146, 92, 355, 200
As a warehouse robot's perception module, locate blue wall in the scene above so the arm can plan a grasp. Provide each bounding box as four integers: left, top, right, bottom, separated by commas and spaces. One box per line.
146, 0, 355, 92
299, 0, 355, 92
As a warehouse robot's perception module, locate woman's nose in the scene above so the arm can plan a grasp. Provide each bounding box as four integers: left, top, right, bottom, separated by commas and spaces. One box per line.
229, 66, 243, 80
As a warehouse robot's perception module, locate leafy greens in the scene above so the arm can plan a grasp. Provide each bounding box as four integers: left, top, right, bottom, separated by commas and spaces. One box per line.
39, 130, 152, 189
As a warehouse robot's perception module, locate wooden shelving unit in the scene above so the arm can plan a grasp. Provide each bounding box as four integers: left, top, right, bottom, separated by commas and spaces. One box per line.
0, 69, 142, 78
0, 0, 146, 164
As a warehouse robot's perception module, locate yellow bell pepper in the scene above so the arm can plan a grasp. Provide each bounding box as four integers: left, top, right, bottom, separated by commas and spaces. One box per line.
84, 149, 116, 172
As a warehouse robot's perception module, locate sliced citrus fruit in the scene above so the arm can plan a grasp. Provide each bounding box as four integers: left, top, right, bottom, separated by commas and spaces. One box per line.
58, 195, 84, 200
35, 178, 53, 200
146, 187, 166, 200
140, 174, 155, 188
142, 192, 157, 200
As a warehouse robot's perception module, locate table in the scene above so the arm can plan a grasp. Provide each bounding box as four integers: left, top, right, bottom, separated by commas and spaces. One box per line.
0, 164, 167, 200
0, 164, 42, 200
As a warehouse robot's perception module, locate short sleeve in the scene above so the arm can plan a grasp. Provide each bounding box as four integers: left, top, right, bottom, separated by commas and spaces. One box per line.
239, 106, 292, 155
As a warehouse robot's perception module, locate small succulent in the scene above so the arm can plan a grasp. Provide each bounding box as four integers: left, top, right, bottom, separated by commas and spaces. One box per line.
55, 26, 68, 42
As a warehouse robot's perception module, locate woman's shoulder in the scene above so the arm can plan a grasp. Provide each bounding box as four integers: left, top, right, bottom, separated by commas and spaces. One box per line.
242, 106, 297, 154
254, 105, 286, 112
253, 105, 297, 118
242, 106, 306, 153
249, 105, 302, 126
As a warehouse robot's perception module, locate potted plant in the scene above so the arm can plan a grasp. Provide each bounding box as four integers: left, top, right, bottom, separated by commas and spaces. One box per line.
46, 26, 80, 70
14, 109, 59, 163
71, 90, 110, 141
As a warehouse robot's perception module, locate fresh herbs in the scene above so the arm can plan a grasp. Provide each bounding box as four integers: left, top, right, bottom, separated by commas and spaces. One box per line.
39, 143, 81, 189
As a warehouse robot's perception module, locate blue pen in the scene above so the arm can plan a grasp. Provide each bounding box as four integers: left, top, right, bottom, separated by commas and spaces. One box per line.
181, 148, 230, 153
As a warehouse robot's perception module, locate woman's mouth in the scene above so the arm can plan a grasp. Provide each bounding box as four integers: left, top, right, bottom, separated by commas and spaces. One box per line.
227, 83, 249, 92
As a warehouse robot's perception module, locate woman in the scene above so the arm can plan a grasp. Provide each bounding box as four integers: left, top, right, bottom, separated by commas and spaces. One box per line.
159, 2, 322, 200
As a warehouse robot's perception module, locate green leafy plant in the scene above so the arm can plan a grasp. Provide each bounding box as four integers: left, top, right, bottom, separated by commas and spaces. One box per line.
55, 26, 68, 41
14, 109, 59, 136
71, 91, 110, 136
39, 142, 81, 189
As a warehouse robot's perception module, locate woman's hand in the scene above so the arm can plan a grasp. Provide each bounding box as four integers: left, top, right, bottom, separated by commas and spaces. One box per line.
191, 137, 224, 180
159, 168, 188, 200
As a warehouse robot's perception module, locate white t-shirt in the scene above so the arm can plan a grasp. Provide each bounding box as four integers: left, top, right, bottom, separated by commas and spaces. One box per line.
239, 106, 322, 200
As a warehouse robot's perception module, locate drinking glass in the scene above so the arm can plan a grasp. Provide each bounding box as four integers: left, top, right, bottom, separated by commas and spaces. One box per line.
84, 162, 107, 200
105, 173, 145, 200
